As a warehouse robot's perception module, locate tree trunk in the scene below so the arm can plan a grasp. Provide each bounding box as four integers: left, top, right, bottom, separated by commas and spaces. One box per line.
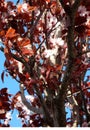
54, 96, 66, 127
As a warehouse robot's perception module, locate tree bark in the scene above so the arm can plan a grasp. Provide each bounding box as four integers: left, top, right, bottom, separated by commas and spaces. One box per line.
54, 0, 82, 126
54, 97, 66, 127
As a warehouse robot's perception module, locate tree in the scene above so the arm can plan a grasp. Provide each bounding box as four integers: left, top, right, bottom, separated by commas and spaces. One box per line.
0, 0, 90, 127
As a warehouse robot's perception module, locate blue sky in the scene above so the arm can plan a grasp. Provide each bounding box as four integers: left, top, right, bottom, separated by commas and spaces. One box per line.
6, 0, 23, 4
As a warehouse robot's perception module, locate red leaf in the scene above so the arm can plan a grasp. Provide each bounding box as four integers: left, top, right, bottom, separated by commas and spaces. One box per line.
1, 96, 9, 102
2, 102, 11, 111
0, 113, 6, 119
4, 60, 10, 68
85, 91, 90, 98
18, 73, 26, 81
45, 0, 50, 3
75, 16, 87, 26
86, 29, 90, 36
27, 86, 34, 95
62, 29, 67, 35
17, 38, 30, 47
55, 64, 61, 71
0, 101, 2, 107
17, 4, 22, 13
30, 114, 38, 120
75, 25, 86, 35
11, 92, 21, 108
25, 73, 30, 79
39, 85, 44, 93
21, 48, 34, 56
46, 69, 50, 79
5, 27, 18, 39
0, 30, 5, 37
22, 39, 30, 46
0, 88, 8, 95
86, 82, 90, 87
4, 47, 9, 55
30, 79, 37, 84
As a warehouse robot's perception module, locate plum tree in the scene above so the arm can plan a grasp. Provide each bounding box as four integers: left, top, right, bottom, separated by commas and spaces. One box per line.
0, 0, 90, 127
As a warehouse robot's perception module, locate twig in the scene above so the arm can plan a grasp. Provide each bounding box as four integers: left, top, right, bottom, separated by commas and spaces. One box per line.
67, 86, 90, 98
0, 46, 4, 52
0, 46, 25, 63
78, 50, 90, 57
30, 7, 46, 37
16, 0, 20, 5
36, 22, 58, 52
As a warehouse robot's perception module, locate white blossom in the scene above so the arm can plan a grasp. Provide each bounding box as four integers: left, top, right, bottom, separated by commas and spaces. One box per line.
9, 10, 16, 16
26, 95, 34, 102
44, 49, 55, 58
6, 112, 11, 119
22, 3, 28, 12
46, 11, 57, 29
4, 112, 11, 125
50, 37, 64, 46
78, 6, 89, 16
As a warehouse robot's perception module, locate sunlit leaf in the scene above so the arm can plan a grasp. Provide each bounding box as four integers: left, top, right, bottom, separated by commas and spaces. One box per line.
18, 38, 30, 47
0, 109, 5, 114
21, 48, 34, 56
45, 0, 50, 3
4, 47, 9, 54
5, 27, 18, 39
0, 30, 5, 37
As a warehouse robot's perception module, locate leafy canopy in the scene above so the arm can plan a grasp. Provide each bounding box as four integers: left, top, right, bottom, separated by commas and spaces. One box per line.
0, 0, 90, 127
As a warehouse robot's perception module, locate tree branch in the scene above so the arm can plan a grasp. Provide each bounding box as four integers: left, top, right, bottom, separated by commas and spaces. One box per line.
0, 46, 45, 114
0, 45, 53, 124
59, 0, 72, 15
0, 46, 25, 64
78, 50, 90, 57
72, 0, 82, 13
0, 46, 32, 74
20, 84, 43, 114
29, 7, 45, 37
55, 0, 82, 126
34, 84, 52, 117
0, 46, 4, 52
58, 0, 83, 101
